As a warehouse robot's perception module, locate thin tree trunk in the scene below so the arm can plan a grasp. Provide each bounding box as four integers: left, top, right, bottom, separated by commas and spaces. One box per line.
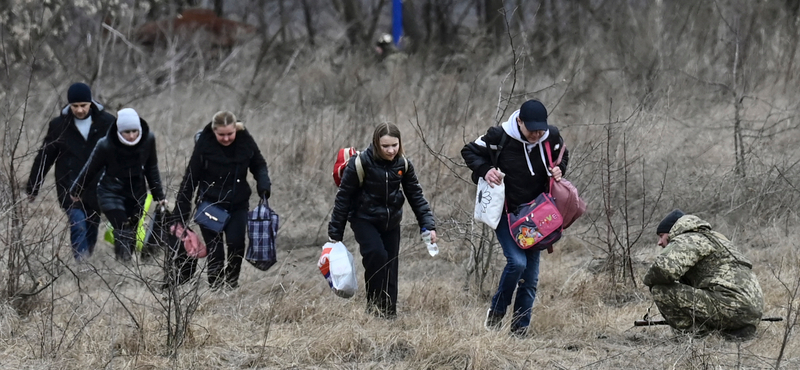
301, 0, 316, 46
402, 0, 424, 52
484, 0, 503, 46
339, 0, 365, 45
214, 0, 223, 16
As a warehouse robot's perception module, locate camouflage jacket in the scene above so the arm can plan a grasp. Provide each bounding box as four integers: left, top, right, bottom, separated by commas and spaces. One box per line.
643, 215, 762, 304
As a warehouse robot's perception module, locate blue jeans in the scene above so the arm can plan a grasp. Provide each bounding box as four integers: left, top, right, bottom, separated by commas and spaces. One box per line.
490, 213, 541, 330
66, 208, 100, 261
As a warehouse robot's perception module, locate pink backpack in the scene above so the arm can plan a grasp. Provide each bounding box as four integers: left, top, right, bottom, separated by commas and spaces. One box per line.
546, 142, 586, 229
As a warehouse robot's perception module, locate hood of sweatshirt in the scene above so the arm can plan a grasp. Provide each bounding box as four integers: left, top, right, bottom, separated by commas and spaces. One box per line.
501, 109, 550, 176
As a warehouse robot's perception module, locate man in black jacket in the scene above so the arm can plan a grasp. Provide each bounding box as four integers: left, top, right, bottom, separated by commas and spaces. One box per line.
27, 83, 114, 262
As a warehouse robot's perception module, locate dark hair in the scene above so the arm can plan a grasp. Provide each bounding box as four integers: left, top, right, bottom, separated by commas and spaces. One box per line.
372, 122, 404, 160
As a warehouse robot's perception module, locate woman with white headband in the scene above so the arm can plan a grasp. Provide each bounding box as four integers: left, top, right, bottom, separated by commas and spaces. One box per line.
71, 108, 166, 263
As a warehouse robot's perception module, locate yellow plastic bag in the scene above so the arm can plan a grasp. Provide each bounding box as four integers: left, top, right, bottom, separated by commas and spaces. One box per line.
103, 193, 154, 252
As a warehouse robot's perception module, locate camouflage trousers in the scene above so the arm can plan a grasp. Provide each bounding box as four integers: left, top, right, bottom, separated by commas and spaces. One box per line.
651, 283, 762, 334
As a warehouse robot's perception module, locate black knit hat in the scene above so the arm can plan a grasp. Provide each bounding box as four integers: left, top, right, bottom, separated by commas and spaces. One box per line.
67, 82, 92, 103
656, 209, 685, 234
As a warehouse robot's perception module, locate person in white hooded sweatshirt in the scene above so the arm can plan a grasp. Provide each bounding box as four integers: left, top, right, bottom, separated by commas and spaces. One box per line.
71, 108, 166, 262
461, 99, 569, 336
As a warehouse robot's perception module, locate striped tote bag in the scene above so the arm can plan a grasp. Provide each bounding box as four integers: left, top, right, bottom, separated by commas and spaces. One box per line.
246, 198, 279, 271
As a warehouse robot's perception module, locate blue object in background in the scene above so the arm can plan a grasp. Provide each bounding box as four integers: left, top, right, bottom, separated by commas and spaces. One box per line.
392, 0, 403, 46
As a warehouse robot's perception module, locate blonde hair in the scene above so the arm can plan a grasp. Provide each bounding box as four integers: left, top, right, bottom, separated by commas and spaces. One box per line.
372, 122, 404, 160
211, 111, 244, 131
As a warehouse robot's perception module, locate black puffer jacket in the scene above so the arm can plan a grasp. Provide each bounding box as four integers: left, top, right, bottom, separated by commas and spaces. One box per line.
328, 146, 435, 241
70, 117, 165, 212
174, 123, 271, 220
27, 103, 114, 211
462, 124, 569, 210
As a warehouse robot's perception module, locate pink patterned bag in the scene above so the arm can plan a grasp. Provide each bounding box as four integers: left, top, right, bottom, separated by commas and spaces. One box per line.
507, 192, 563, 253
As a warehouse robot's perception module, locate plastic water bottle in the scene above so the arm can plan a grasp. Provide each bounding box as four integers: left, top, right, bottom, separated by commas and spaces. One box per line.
421, 228, 438, 257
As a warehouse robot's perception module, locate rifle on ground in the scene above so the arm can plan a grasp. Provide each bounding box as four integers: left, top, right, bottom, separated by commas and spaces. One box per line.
634, 317, 783, 326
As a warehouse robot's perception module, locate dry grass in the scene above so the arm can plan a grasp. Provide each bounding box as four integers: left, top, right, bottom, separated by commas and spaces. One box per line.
2, 229, 797, 369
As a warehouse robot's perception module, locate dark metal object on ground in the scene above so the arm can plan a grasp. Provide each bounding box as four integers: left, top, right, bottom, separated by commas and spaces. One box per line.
634, 317, 783, 327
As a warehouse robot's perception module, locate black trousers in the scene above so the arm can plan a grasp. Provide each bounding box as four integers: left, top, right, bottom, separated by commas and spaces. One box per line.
200, 208, 248, 287
350, 218, 401, 316
105, 197, 144, 261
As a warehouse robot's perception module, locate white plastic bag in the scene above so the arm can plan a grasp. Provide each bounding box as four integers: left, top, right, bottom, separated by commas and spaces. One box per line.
474, 176, 505, 229
317, 242, 358, 298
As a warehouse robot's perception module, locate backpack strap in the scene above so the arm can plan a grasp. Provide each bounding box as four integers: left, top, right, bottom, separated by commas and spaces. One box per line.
355, 153, 365, 186
489, 133, 508, 168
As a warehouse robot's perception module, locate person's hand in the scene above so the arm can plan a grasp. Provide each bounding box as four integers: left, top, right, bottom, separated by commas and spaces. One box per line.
484, 168, 504, 187
69, 195, 80, 203
550, 166, 562, 182
155, 199, 168, 212
430, 230, 438, 243
27, 194, 36, 203
328, 237, 341, 243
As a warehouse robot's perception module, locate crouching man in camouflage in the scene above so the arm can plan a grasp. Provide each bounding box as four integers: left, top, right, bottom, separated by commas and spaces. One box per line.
643, 209, 764, 340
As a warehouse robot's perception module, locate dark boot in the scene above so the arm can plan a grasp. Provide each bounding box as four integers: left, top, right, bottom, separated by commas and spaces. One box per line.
208, 269, 224, 290
721, 325, 757, 341
114, 228, 135, 263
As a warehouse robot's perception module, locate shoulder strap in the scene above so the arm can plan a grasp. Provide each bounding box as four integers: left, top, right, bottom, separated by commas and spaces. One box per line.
544, 139, 567, 167
697, 230, 752, 269
402, 155, 408, 174
555, 142, 566, 166
489, 133, 508, 167
544, 141, 555, 195
355, 153, 365, 186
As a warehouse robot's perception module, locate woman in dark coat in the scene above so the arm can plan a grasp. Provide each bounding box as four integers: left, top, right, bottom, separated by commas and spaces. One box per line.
70, 108, 166, 262
328, 122, 436, 319
174, 111, 271, 290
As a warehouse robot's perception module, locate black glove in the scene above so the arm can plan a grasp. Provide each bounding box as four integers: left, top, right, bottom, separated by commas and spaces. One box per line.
260, 189, 270, 200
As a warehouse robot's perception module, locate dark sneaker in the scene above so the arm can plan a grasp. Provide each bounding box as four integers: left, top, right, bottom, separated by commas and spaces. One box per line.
510, 326, 529, 338
366, 304, 396, 320
209, 279, 223, 291
721, 325, 757, 342
485, 309, 503, 331
225, 280, 239, 291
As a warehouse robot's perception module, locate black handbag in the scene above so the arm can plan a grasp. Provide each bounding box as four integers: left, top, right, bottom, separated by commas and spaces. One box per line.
193, 200, 230, 233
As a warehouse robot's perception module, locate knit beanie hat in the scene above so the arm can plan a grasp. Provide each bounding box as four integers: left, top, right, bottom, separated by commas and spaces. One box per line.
116, 108, 142, 146
67, 83, 92, 103
656, 209, 685, 235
